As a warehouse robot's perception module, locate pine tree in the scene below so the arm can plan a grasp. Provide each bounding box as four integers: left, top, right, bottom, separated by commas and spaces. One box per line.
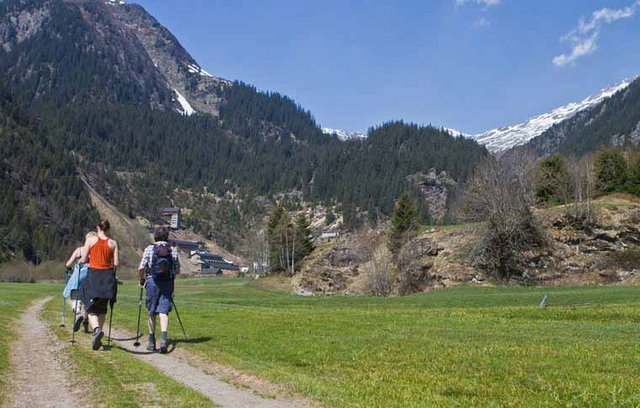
325, 210, 336, 226
534, 154, 571, 205
594, 149, 629, 194
295, 214, 314, 258
266, 203, 290, 272
628, 150, 640, 195
388, 192, 418, 256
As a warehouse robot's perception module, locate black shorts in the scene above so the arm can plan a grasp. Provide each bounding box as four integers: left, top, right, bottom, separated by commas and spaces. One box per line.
79, 268, 117, 315
89, 298, 110, 315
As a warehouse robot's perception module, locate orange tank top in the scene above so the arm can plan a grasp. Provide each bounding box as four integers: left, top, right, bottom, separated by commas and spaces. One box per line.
89, 238, 114, 270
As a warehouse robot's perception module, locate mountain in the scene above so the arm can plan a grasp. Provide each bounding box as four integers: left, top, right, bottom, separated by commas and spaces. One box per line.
321, 127, 366, 141
0, 0, 489, 263
0, 0, 230, 115
528, 76, 640, 156
467, 78, 637, 153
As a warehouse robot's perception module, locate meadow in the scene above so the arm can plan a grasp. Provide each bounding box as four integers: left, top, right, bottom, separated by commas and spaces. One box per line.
2, 278, 640, 407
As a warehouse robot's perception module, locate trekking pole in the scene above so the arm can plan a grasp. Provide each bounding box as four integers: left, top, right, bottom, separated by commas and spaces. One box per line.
106, 268, 117, 349
107, 300, 114, 348
70, 266, 82, 344
171, 299, 188, 341
133, 286, 143, 347
60, 269, 70, 327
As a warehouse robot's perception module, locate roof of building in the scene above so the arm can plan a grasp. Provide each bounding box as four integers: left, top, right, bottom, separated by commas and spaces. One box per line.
161, 207, 182, 214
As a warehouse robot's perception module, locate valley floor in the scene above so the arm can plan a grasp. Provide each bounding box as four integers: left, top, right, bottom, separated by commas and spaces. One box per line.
2, 279, 640, 407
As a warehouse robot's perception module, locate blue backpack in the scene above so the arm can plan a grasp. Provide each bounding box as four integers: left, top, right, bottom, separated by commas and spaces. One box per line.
151, 244, 174, 281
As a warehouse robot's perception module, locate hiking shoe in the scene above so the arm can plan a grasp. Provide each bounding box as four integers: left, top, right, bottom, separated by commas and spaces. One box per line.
160, 331, 168, 354
91, 328, 104, 351
73, 315, 84, 333
82, 320, 89, 333
147, 334, 156, 352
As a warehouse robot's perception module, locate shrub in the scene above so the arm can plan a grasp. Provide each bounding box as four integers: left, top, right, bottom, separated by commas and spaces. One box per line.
461, 151, 547, 279
367, 247, 394, 296
594, 149, 628, 194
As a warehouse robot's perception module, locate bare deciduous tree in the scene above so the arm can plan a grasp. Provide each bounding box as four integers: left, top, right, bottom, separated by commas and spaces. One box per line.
367, 246, 394, 296
567, 155, 596, 225
461, 149, 546, 279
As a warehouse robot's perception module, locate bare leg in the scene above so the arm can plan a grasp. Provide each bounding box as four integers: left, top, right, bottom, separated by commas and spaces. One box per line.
98, 314, 105, 331
159, 313, 169, 332
148, 314, 157, 335
88, 314, 99, 330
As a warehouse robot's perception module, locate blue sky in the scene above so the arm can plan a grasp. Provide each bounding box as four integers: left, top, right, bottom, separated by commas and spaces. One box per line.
134, 0, 640, 134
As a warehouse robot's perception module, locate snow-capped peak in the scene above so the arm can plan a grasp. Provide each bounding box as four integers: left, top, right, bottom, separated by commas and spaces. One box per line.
467, 77, 637, 153
105, 0, 125, 5
443, 128, 469, 138
322, 127, 366, 141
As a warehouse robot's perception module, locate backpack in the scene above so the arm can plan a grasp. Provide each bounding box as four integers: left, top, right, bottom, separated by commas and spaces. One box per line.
151, 244, 174, 281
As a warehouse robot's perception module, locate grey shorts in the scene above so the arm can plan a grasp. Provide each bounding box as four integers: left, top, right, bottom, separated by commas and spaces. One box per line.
145, 278, 174, 316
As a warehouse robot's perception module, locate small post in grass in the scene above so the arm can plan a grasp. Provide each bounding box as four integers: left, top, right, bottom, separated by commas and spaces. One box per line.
539, 294, 548, 308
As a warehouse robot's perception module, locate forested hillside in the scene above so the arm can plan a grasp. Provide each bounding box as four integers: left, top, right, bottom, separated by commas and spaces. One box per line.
37, 99, 488, 226
311, 122, 487, 224
0, 83, 97, 263
0, 0, 174, 110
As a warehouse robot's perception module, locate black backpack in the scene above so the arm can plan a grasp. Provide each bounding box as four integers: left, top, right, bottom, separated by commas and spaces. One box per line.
151, 244, 174, 281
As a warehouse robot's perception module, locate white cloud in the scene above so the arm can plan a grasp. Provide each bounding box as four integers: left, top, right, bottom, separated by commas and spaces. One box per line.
473, 17, 491, 28
553, 3, 638, 67
455, 0, 501, 6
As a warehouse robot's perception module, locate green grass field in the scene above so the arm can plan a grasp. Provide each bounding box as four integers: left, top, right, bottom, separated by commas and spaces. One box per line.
2, 279, 640, 407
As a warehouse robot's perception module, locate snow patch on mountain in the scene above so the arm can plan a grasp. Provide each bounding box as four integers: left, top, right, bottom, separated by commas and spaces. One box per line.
186, 62, 214, 78
322, 128, 366, 141
443, 128, 469, 138
174, 89, 196, 116
468, 77, 637, 153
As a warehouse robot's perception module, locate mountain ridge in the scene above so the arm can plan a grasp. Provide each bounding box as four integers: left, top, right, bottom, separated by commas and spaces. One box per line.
467, 77, 637, 153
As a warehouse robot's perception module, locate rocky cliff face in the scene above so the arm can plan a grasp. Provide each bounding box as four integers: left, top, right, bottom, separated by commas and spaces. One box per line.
406, 169, 457, 223
0, 0, 50, 52
106, 2, 231, 116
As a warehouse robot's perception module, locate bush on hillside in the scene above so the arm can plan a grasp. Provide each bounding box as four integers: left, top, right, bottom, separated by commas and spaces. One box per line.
462, 150, 547, 279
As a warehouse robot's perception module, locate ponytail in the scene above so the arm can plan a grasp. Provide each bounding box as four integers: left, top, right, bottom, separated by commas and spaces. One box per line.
98, 219, 110, 233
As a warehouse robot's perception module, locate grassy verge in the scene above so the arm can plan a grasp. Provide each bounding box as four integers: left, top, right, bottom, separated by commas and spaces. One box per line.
41, 297, 217, 407
0, 283, 54, 404
107, 278, 640, 407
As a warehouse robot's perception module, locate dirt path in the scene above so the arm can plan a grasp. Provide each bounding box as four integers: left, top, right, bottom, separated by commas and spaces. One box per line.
109, 327, 315, 408
6, 297, 86, 408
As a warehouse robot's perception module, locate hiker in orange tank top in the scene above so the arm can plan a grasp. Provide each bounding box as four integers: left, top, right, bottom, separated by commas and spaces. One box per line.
78, 220, 120, 351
